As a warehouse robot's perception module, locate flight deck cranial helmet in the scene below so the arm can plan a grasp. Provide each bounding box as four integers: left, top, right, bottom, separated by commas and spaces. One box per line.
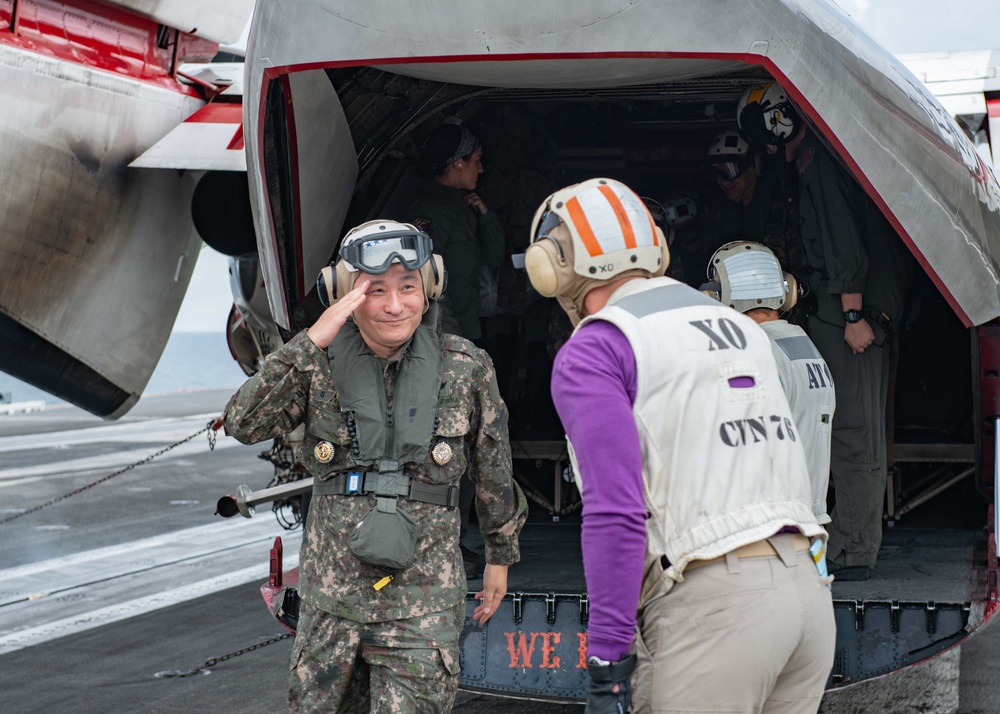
315, 220, 446, 312
707, 130, 752, 181
737, 81, 801, 148
525, 178, 669, 325
660, 192, 699, 228
705, 241, 797, 313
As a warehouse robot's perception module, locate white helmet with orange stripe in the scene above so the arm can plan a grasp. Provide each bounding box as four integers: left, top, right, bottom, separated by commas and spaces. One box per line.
525, 178, 669, 325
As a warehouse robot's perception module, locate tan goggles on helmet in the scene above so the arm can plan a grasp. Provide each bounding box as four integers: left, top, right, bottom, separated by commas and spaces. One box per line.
340, 231, 432, 273
712, 160, 750, 181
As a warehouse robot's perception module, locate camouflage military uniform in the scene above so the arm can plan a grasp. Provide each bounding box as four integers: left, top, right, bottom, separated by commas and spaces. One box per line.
224, 316, 527, 713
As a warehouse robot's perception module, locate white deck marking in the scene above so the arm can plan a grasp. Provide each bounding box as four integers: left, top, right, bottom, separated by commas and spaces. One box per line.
0, 552, 299, 655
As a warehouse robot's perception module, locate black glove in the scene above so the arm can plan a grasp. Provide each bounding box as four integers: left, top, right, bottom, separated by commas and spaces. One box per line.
585, 653, 637, 714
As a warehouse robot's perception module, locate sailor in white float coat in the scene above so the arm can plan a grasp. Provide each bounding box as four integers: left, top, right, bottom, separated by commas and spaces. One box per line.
704, 241, 836, 523
529, 178, 834, 714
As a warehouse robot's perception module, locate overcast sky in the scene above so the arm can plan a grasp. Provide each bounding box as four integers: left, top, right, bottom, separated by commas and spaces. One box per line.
171, 0, 1000, 332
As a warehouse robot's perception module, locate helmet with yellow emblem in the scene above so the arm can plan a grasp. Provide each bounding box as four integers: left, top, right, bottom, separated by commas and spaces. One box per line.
525, 178, 669, 325
737, 81, 802, 148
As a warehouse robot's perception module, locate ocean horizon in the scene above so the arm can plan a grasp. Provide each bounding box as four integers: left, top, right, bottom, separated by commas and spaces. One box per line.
0, 332, 248, 409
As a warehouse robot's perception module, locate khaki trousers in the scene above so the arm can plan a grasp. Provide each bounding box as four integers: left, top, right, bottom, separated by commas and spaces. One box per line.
632, 535, 836, 714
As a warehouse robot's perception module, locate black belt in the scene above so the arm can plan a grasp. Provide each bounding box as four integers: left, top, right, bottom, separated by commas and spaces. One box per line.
312, 471, 459, 508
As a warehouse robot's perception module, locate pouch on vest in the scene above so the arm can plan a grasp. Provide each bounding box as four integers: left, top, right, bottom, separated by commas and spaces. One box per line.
348, 498, 419, 570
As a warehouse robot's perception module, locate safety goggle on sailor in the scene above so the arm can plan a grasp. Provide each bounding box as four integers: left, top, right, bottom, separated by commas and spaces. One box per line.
339, 231, 432, 273
712, 159, 751, 181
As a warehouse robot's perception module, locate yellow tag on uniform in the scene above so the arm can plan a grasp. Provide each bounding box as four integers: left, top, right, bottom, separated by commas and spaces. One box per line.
432, 441, 453, 465
373, 575, 394, 591
314, 441, 335, 463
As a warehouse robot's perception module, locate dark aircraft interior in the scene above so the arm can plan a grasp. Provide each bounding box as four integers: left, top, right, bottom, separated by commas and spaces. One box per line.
247, 64, 990, 628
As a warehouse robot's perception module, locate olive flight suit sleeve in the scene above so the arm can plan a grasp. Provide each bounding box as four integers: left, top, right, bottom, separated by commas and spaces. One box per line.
476, 210, 506, 269
799, 141, 868, 296
222, 331, 325, 445
459, 343, 527, 565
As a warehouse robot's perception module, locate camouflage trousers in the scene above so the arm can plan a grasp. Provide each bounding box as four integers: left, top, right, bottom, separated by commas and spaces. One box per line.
288, 599, 464, 714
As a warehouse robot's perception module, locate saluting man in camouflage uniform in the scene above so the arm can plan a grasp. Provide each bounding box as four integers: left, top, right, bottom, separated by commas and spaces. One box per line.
223, 219, 527, 713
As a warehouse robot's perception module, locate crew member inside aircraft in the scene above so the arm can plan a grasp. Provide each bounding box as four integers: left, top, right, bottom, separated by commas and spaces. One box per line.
656, 191, 705, 288
403, 121, 507, 579
222, 220, 527, 713
702, 241, 836, 523
531, 178, 835, 714
702, 131, 808, 314
739, 81, 911, 582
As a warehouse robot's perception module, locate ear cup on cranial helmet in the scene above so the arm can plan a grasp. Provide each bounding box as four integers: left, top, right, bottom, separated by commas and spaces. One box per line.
652, 226, 670, 277
524, 234, 571, 297
780, 272, 798, 312
422, 254, 446, 302
316, 265, 337, 308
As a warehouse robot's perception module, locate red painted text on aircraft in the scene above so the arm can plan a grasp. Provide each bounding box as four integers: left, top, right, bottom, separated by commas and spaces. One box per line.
504, 631, 589, 669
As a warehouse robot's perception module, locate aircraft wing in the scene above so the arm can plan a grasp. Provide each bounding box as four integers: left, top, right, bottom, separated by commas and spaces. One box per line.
0, 3, 254, 418
130, 64, 246, 172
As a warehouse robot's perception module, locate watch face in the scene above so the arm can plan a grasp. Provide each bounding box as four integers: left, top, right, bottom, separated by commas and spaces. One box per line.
844, 309, 863, 323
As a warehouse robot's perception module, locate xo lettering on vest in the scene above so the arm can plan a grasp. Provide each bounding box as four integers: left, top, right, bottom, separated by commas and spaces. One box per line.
689, 318, 748, 351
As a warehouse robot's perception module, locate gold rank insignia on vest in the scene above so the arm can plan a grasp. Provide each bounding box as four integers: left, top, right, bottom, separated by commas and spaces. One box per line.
431, 440, 453, 465
314, 441, 335, 463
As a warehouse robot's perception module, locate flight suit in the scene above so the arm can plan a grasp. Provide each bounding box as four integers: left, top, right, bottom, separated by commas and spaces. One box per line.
403, 181, 505, 341
223, 313, 527, 713
796, 132, 910, 569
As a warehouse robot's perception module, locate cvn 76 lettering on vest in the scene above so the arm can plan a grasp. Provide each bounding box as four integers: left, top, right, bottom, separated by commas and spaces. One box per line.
719, 415, 797, 447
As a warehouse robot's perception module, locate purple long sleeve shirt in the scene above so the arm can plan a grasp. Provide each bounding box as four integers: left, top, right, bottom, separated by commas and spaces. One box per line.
550, 320, 646, 662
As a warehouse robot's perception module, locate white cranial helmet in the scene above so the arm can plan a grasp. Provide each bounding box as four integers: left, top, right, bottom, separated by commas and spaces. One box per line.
660, 192, 699, 227
737, 81, 801, 146
707, 131, 750, 159
525, 178, 669, 325
707, 241, 796, 313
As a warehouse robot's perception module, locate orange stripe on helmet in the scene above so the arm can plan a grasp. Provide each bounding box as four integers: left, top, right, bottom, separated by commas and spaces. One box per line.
597, 184, 637, 249
565, 196, 603, 257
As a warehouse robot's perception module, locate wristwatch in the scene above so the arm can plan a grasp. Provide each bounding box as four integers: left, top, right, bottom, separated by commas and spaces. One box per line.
843, 309, 864, 324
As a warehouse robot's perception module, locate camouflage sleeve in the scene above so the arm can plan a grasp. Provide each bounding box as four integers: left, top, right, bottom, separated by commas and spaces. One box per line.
222, 331, 324, 445
465, 348, 528, 565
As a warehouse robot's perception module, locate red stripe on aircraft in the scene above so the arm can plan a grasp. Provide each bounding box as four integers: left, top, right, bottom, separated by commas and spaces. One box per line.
186, 102, 244, 124
0, 0, 216, 96
988, 98, 1000, 118
227, 124, 245, 151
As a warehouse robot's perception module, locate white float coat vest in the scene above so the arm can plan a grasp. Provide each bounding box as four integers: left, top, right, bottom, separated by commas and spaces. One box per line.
568, 277, 824, 594
759, 320, 835, 524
